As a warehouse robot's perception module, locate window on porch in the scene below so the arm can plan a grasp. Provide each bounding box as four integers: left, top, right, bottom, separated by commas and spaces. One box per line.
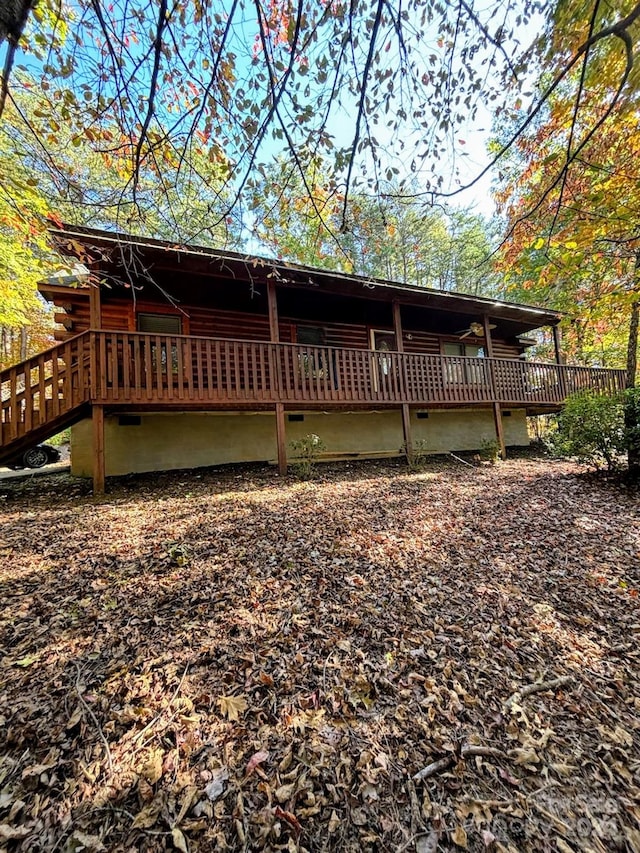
137, 313, 183, 374
443, 341, 486, 384
296, 326, 327, 379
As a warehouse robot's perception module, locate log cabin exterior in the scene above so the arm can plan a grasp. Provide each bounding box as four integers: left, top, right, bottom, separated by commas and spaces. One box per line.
0, 225, 627, 492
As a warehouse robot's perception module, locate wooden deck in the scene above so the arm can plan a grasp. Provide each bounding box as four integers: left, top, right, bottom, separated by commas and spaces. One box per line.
89, 331, 625, 408
0, 330, 627, 461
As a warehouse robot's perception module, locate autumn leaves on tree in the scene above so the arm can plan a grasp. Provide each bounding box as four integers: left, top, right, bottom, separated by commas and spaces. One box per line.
1, 0, 640, 376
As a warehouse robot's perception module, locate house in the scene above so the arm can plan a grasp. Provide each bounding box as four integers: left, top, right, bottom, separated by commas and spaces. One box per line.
0, 225, 626, 492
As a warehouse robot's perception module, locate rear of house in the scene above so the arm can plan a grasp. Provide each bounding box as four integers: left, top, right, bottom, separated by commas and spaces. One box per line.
0, 225, 626, 491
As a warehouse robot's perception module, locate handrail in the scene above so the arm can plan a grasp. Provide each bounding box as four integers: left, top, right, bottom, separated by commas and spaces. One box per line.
88, 330, 627, 408
0, 332, 92, 446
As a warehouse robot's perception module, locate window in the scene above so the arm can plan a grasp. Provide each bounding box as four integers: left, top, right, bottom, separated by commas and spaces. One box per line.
137, 313, 183, 374
137, 313, 182, 334
297, 325, 326, 345
296, 325, 327, 379
444, 342, 485, 359
443, 341, 486, 384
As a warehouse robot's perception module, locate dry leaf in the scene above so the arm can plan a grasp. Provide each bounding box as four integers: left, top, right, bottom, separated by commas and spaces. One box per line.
218, 694, 248, 721
509, 748, 540, 767
171, 827, 189, 852
205, 768, 229, 801
328, 810, 341, 833
176, 786, 198, 825
275, 783, 295, 804
66, 706, 83, 729
246, 749, 269, 776
70, 831, 106, 851
141, 748, 164, 783
481, 829, 496, 848
0, 824, 31, 840
131, 794, 164, 830
451, 825, 468, 848
274, 806, 301, 837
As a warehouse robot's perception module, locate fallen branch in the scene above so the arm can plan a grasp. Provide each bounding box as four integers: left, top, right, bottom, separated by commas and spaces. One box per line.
504, 675, 573, 711
449, 453, 476, 468
74, 662, 113, 772
412, 756, 453, 781
461, 745, 507, 760
413, 743, 507, 781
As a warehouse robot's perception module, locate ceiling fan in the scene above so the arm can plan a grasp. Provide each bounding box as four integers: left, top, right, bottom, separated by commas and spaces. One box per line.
457, 320, 497, 339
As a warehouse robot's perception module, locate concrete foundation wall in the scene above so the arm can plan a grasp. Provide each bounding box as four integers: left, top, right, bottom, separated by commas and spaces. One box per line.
412, 408, 528, 452
71, 407, 529, 477
71, 412, 278, 477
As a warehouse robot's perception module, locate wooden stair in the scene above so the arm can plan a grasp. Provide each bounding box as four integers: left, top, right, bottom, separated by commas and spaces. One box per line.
0, 332, 92, 467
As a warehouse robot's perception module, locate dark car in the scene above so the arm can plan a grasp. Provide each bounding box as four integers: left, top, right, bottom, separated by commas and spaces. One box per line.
5, 444, 61, 470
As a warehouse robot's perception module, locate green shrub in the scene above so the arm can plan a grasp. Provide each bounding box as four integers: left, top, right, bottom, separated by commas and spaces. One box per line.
48, 428, 71, 447
289, 433, 325, 479
552, 390, 625, 471
403, 439, 430, 471
479, 437, 500, 464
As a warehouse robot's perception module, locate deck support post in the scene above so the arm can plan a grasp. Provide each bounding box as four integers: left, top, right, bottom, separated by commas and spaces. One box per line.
92, 404, 105, 494
483, 315, 506, 460
393, 301, 413, 463
401, 403, 413, 464
275, 403, 287, 475
492, 402, 507, 461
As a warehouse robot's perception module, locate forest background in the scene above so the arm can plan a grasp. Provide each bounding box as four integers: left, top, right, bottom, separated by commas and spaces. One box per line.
0, 0, 639, 379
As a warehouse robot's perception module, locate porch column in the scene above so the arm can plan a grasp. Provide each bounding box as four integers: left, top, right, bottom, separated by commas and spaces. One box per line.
393, 300, 413, 463
483, 314, 506, 460
89, 275, 101, 329
552, 324, 568, 400
268, 281, 287, 474
552, 324, 564, 364
93, 404, 105, 494
267, 280, 280, 343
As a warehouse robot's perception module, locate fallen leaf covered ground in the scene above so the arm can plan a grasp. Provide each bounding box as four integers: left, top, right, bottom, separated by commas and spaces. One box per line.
0, 457, 639, 852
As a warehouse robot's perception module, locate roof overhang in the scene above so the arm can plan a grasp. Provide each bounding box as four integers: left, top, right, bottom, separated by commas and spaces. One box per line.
47, 224, 562, 332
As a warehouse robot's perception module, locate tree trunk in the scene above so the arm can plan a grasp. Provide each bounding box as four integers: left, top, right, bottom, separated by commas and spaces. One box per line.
626, 299, 639, 390
625, 251, 640, 474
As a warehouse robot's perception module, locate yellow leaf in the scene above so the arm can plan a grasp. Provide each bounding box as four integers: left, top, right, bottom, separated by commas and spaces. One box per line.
140, 749, 164, 783
275, 783, 295, 804
509, 747, 540, 766
171, 827, 189, 852
451, 825, 468, 848
218, 694, 248, 721
533, 237, 545, 250
131, 794, 164, 829
328, 810, 341, 833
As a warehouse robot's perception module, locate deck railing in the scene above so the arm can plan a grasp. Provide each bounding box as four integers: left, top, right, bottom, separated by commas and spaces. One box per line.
0, 329, 628, 453
0, 333, 92, 445
90, 331, 627, 408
